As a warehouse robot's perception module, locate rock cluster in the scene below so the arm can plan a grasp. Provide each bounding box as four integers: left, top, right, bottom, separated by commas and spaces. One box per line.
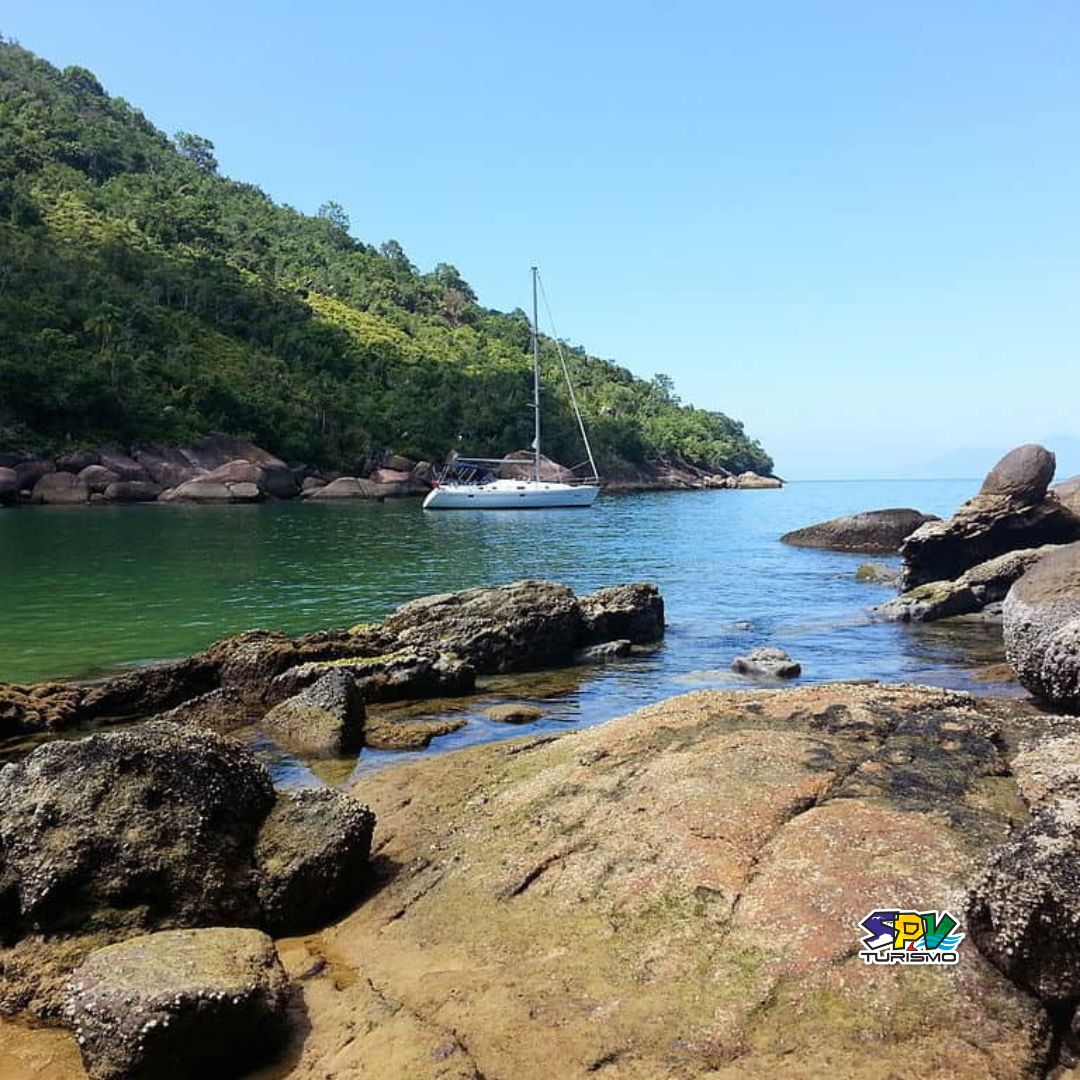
1, 581, 665, 763
846, 445, 1080, 627
0, 722, 375, 1020
0, 439, 435, 507
901, 444, 1080, 589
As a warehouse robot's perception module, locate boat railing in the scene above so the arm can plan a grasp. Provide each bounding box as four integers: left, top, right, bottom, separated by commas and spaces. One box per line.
434, 457, 599, 487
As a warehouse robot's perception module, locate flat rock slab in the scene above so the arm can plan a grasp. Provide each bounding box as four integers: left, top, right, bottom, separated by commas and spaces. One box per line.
65, 927, 288, 1080
271, 684, 1050, 1079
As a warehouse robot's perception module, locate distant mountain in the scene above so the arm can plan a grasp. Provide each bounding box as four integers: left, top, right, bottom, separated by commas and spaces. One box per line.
0, 39, 772, 476
912, 435, 1080, 484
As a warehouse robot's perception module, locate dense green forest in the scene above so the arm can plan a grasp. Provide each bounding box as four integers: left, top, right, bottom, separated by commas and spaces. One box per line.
0, 39, 773, 476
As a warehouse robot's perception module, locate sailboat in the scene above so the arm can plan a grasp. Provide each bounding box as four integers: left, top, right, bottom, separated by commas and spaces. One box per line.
422, 267, 601, 510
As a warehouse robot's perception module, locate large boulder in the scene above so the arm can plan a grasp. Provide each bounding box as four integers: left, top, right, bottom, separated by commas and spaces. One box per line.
734, 471, 782, 489
305, 476, 386, 500
0, 466, 17, 504
979, 443, 1056, 502
56, 451, 99, 473
262, 669, 365, 757
98, 451, 148, 482
382, 580, 586, 673
103, 480, 162, 503
0, 721, 274, 940
782, 508, 938, 554
178, 436, 285, 473
901, 445, 1080, 588
1054, 475, 1080, 516
1004, 542, 1080, 710
77, 464, 121, 494
254, 788, 375, 934
966, 798, 1080, 1002
65, 927, 289, 1080
31, 471, 89, 505
14, 458, 54, 491
163, 477, 263, 503
133, 444, 205, 489
579, 583, 664, 644
499, 451, 575, 483
202, 459, 298, 499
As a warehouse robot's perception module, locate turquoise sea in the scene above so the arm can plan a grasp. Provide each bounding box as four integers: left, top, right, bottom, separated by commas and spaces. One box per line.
0, 479, 1011, 781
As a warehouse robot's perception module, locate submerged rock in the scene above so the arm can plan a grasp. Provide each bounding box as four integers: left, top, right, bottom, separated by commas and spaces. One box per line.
65, 927, 289, 1080
782, 508, 937, 554
731, 646, 802, 679
485, 703, 545, 724
574, 639, 633, 663
855, 561, 903, 586
1004, 542, 1080, 710
254, 788, 375, 935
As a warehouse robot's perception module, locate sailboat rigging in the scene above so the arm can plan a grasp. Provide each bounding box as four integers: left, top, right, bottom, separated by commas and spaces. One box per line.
422, 267, 601, 510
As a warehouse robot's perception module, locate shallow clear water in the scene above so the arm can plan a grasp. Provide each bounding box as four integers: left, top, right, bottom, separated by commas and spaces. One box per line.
0, 479, 1010, 783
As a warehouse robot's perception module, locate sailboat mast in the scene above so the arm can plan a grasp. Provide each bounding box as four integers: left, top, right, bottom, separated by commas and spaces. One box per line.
531, 265, 541, 482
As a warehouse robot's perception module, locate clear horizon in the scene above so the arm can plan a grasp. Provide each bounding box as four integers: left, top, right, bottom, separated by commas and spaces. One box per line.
5, 1, 1078, 480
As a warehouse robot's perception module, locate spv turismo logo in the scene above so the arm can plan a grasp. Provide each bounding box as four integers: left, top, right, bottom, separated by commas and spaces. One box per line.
858, 909, 964, 965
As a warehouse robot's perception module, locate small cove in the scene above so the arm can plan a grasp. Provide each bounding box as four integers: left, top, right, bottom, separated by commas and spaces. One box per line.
0, 478, 1015, 783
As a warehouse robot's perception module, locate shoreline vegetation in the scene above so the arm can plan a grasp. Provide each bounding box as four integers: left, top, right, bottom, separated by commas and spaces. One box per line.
0, 39, 775, 489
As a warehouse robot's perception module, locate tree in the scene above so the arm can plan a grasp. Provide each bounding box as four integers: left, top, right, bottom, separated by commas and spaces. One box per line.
174, 131, 217, 174
379, 239, 414, 272
432, 263, 477, 302
317, 200, 350, 233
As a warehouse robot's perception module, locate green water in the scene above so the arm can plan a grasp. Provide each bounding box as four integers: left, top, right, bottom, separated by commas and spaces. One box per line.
2, 481, 1014, 782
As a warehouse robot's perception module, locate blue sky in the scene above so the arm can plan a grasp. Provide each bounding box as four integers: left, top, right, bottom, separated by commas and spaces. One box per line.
4, 1, 1079, 479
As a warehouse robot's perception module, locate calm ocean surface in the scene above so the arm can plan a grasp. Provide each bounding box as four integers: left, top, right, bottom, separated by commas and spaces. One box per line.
0, 479, 1012, 783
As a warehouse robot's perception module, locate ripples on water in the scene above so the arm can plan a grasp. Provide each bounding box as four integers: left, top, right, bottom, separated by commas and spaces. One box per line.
0, 479, 1013, 783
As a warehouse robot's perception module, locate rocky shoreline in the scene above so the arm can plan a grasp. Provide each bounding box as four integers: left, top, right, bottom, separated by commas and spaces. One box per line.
0, 437, 780, 508
9, 448, 1080, 1077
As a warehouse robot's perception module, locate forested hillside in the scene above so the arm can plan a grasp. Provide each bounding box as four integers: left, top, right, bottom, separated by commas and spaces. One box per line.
0, 39, 773, 476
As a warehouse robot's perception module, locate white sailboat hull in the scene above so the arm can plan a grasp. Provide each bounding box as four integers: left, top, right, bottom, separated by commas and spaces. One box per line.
423, 480, 599, 510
